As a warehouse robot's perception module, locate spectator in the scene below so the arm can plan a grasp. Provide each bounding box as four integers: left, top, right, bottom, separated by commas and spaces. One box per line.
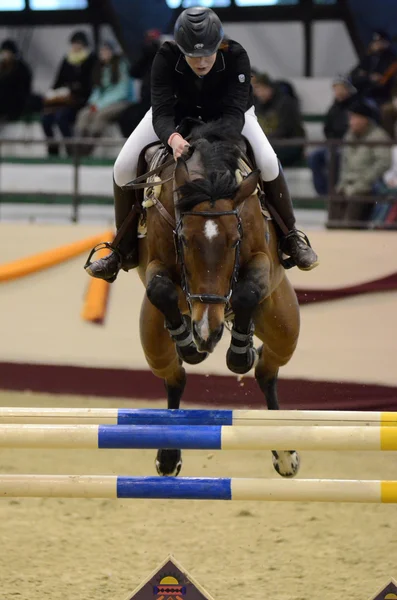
118, 29, 161, 138
74, 41, 134, 155
307, 75, 356, 195
329, 97, 391, 228
349, 30, 397, 106
0, 39, 32, 123
41, 30, 96, 156
380, 80, 397, 137
252, 73, 306, 167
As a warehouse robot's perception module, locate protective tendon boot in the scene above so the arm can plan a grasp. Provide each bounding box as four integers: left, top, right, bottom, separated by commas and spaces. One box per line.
84, 179, 139, 282
262, 164, 319, 271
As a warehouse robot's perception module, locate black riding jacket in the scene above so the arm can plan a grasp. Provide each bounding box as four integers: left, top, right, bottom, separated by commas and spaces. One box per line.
151, 40, 254, 147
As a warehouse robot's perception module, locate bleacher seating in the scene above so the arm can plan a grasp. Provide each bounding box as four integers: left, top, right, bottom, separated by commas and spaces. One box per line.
0, 78, 335, 203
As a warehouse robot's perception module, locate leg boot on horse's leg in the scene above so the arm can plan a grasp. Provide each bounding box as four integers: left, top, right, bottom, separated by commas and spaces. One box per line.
227, 256, 270, 374
146, 265, 208, 365
255, 348, 300, 478
263, 163, 319, 271
85, 179, 139, 282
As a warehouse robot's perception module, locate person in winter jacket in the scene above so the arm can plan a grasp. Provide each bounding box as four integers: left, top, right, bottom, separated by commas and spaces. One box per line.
308, 76, 356, 195
252, 73, 306, 166
0, 39, 32, 122
41, 30, 96, 156
85, 7, 318, 283
349, 30, 397, 106
329, 97, 391, 228
75, 41, 134, 155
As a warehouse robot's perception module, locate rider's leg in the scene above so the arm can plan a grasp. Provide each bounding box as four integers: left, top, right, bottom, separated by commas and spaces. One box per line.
85, 108, 159, 282
242, 106, 318, 270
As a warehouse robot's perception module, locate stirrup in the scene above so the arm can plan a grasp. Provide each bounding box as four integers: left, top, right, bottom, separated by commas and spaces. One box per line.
83, 242, 123, 271
277, 229, 313, 270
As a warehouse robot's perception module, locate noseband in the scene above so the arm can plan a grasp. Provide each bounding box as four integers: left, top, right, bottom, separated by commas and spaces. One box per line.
174, 208, 243, 307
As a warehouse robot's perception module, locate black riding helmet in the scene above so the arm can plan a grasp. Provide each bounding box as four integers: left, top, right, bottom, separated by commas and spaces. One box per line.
174, 7, 224, 57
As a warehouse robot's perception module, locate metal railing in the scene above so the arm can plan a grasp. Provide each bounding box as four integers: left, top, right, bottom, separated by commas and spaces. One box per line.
0, 136, 396, 229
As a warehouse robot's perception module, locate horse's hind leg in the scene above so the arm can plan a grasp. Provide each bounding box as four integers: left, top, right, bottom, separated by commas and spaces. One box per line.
253, 278, 300, 478
140, 293, 186, 476
255, 364, 300, 477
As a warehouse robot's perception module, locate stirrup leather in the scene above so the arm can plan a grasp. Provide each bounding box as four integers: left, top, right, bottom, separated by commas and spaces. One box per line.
278, 229, 313, 270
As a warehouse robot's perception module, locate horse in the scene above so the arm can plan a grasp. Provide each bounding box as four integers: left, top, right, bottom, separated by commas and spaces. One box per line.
134, 122, 300, 478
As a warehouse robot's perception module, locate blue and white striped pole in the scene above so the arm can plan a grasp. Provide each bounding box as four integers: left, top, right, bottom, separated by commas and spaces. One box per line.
0, 475, 397, 502
0, 424, 397, 451
0, 408, 396, 426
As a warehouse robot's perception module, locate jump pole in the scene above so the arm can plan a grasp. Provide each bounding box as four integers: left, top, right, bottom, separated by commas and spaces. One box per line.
0, 408, 397, 426
0, 475, 397, 502
1, 424, 397, 450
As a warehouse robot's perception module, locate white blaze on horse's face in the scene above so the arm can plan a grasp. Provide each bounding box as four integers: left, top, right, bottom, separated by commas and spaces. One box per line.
198, 306, 210, 342
204, 220, 219, 241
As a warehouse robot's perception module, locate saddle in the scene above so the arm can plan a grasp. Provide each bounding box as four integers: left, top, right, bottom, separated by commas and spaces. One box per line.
132, 134, 271, 239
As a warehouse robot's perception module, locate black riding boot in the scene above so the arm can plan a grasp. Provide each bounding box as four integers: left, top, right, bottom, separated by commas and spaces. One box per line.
85, 180, 139, 282
262, 164, 319, 271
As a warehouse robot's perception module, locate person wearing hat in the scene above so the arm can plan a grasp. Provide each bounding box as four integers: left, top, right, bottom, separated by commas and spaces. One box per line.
74, 41, 134, 156
41, 30, 96, 156
349, 30, 397, 105
0, 39, 32, 123
329, 97, 391, 228
251, 72, 306, 167
308, 75, 356, 196
85, 6, 318, 283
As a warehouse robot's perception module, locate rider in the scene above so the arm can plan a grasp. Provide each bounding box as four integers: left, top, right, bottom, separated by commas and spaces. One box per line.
85, 6, 318, 282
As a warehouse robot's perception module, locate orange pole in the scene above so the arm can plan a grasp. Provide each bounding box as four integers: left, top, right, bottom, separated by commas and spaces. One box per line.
0, 231, 113, 283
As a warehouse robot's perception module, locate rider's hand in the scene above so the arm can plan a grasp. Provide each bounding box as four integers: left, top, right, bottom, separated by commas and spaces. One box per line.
168, 132, 190, 160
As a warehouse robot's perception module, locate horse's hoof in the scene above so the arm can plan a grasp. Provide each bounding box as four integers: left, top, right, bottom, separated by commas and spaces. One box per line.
155, 449, 182, 477
177, 344, 209, 365
226, 347, 258, 374
272, 450, 300, 478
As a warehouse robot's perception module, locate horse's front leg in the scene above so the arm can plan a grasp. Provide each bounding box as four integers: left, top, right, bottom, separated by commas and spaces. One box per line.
146, 260, 208, 366
227, 253, 270, 375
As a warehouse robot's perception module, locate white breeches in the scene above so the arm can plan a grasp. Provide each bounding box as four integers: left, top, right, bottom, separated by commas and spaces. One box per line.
113, 105, 279, 187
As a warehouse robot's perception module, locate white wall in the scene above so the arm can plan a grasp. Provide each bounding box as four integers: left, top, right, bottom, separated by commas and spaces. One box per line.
223, 20, 356, 78
312, 21, 356, 77
224, 22, 304, 77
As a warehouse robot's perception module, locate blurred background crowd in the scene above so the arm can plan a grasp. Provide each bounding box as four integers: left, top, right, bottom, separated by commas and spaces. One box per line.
1, 0, 397, 229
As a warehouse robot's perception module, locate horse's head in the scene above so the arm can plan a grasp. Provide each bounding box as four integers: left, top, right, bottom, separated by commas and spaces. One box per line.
174, 158, 260, 354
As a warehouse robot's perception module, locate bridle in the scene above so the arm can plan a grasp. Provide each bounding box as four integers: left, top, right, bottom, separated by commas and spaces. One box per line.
122, 143, 248, 309
174, 207, 244, 308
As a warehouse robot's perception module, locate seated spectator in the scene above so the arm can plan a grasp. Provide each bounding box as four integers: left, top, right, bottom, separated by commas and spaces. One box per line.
0, 39, 32, 123
349, 30, 397, 106
41, 30, 96, 157
75, 41, 134, 155
328, 97, 391, 229
381, 80, 397, 137
252, 73, 305, 167
118, 29, 161, 138
307, 75, 356, 195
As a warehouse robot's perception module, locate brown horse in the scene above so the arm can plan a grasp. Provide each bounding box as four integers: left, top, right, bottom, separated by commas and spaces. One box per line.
134, 123, 300, 478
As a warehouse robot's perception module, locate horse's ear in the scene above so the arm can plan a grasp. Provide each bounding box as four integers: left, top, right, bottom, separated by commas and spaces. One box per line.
175, 157, 191, 189
233, 170, 260, 207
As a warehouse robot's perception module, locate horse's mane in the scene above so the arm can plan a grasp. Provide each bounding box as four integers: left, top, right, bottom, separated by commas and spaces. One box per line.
176, 121, 243, 211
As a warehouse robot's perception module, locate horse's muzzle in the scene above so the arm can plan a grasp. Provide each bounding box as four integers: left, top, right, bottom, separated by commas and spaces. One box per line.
192, 321, 224, 354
